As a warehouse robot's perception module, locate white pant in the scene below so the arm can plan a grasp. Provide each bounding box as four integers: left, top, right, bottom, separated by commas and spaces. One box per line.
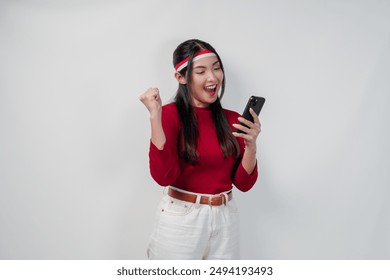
147, 188, 240, 260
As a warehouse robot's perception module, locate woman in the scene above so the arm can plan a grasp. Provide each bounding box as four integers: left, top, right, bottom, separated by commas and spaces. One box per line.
139, 39, 261, 259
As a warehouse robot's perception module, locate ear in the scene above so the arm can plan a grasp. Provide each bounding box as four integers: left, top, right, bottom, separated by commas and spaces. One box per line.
174, 72, 187, 85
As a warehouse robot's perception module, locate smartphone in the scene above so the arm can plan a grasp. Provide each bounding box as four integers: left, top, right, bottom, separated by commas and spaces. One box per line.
236, 96, 265, 133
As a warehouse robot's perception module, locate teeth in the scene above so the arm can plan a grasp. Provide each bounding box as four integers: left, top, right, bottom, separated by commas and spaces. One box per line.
205, 85, 216, 90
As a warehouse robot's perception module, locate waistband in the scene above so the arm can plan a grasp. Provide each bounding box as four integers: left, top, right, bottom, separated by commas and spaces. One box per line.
168, 187, 232, 206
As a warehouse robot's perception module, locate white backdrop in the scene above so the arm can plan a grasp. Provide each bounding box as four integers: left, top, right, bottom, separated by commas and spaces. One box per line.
1, 0, 389, 259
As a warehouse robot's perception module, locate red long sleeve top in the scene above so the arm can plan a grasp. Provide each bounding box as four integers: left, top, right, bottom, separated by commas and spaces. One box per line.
149, 103, 258, 194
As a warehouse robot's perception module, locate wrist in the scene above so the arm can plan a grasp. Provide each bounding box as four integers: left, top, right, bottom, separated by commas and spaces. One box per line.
149, 109, 162, 120
244, 146, 257, 155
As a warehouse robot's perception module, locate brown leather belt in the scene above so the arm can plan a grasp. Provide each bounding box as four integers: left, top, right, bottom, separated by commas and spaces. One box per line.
168, 188, 232, 206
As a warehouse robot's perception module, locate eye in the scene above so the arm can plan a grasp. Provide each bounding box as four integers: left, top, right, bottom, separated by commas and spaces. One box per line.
195, 71, 205, 75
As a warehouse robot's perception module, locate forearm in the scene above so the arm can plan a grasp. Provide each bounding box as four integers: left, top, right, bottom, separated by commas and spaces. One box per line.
241, 146, 257, 174
148, 107, 181, 186
233, 145, 258, 192
150, 110, 166, 150
232, 109, 261, 175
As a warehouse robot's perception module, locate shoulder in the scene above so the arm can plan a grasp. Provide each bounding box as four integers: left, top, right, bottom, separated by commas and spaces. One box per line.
161, 102, 180, 126
162, 102, 177, 111
162, 102, 178, 116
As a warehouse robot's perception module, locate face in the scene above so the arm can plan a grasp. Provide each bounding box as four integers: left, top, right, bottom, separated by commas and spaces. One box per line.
187, 56, 224, 108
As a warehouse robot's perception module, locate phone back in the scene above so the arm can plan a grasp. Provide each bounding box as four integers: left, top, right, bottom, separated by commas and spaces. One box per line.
242, 96, 265, 123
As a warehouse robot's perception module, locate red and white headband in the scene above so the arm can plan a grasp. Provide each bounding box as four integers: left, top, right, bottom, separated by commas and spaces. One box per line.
175, 49, 217, 72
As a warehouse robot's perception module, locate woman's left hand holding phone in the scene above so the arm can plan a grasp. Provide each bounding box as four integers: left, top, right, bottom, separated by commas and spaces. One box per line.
232, 108, 261, 174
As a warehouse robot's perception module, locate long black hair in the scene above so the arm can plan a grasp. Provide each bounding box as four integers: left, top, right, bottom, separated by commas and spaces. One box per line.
173, 39, 240, 164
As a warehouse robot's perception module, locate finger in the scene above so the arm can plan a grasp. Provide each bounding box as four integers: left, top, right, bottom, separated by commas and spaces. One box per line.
237, 117, 255, 128
144, 88, 158, 99
238, 117, 261, 135
232, 131, 255, 141
232, 132, 244, 138
250, 108, 260, 125
139, 93, 147, 101
232, 123, 251, 134
140, 87, 154, 99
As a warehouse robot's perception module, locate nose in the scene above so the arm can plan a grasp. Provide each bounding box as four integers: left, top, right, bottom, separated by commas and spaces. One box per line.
206, 70, 217, 82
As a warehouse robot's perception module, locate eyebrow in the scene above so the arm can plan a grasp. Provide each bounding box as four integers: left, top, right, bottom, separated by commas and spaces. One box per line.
193, 61, 220, 69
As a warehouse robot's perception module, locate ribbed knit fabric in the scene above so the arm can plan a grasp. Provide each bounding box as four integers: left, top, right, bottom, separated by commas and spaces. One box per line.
149, 103, 258, 194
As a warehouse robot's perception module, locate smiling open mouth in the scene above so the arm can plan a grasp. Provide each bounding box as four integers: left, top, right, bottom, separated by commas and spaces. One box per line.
204, 85, 217, 95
